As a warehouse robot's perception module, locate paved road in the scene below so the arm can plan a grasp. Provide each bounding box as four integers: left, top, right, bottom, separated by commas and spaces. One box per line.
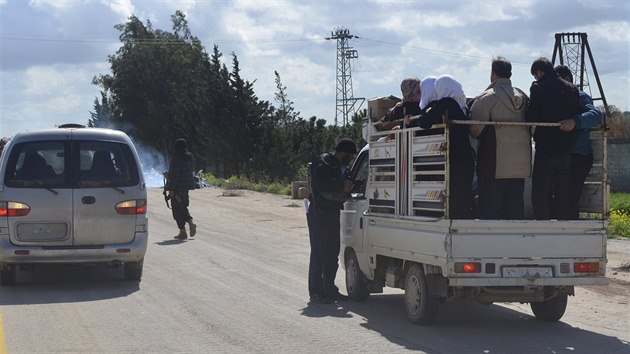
1, 188, 629, 353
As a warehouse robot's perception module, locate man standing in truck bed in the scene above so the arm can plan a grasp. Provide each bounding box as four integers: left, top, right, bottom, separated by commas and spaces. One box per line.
307, 139, 356, 304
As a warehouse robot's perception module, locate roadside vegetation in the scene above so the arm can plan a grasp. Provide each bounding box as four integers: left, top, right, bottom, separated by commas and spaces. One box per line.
609, 193, 630, 238
206, 173, 292, 196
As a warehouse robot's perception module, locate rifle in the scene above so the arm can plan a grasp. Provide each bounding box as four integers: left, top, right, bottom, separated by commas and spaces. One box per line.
162, 171, 171, 209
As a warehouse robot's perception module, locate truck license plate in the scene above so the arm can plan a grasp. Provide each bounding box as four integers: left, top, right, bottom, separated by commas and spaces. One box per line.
502, 267, 553, 278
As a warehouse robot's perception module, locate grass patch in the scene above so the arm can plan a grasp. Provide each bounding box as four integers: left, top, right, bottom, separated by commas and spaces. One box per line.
207, 174, 292, 197
285, 202, 301, 208
608, 193, 630, 238
221, 190, 243, 197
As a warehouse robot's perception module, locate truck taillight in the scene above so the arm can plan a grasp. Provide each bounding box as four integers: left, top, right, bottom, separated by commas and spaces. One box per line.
0, 201, 31, 217
115, 200, 147, 215
574, 262, 599, 273
455, 262, 481, 273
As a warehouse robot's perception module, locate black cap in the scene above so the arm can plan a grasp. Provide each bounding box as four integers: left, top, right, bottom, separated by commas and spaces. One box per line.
335, 138, 357, 154
175, 138, 187, 150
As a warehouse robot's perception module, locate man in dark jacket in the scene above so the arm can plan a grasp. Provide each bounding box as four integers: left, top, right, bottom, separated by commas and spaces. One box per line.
525, 58, 581, 220
166, 138, 197, 240
307, 138, 356, 304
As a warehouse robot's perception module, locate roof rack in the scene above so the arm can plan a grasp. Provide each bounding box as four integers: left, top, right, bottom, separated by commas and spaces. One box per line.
58, 123, 86, 129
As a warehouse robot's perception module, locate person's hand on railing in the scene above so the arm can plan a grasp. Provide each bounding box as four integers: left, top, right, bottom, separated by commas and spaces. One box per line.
559, 119, 576, 132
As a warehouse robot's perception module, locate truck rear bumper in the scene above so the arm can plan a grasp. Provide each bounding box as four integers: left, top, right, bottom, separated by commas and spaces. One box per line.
0, 233, 147, 264
447, 276, 608, 287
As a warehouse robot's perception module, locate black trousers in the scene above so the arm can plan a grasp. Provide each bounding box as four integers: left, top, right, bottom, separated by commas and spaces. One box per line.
306, 206, 340, 297
532, 151, 571, 220
171, 191, 192, 229
478, 178, 525, 220
449, 158, 474, 219
569, 153, 593, 219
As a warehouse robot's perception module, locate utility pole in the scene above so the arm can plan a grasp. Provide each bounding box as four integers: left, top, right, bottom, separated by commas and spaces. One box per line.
326, 27, 365, 126
551, 32, 610, 117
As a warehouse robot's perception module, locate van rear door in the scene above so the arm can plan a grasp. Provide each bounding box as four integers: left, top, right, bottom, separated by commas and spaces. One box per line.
3, 141, 74, 247
72, 141, 142, 246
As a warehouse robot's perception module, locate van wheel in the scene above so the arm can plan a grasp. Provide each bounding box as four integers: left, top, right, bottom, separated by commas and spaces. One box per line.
1, 265, 16, 286
345, 251, 369, 301
124, 259, 143, 281
404, 264, 439, 325
530, 295, 568, 322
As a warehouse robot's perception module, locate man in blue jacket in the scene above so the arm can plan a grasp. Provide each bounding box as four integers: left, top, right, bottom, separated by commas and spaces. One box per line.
307, 138, 356, 304
555, 65, 603, 219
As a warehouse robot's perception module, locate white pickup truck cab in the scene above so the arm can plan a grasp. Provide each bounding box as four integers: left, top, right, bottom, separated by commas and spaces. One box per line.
341, 114, 608, 324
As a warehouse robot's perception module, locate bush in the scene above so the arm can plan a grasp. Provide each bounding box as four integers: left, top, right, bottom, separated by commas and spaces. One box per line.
224, 176, 254, 190
611, 193, 630, 213
608, 208, 630, 238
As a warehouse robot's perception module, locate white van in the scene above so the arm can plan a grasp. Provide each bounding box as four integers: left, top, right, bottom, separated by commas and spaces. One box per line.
0, 125, 148, 285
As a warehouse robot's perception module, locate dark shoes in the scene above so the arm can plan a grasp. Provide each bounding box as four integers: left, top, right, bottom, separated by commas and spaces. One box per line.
330, 292, 349, 302
309, 292, 349, 304
310, 294, 333, 304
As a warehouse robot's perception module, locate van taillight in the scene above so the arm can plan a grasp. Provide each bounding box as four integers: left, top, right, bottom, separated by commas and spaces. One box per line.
0, 201, 31, 217
115, 200, 147, 215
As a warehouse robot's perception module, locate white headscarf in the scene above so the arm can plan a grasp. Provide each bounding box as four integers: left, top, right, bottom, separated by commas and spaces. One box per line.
418, 76, 437, 110
433, 74, 467, 110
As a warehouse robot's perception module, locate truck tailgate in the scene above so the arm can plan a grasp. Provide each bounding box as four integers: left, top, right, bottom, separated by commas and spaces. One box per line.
450, 220, 606, 259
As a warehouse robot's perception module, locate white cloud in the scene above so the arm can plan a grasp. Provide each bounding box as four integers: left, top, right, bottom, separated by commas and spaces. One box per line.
101, 0, 134, 19
0, 0, 7, 6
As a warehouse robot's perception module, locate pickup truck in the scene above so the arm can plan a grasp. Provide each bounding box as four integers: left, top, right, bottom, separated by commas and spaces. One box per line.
340, 109, 608, 325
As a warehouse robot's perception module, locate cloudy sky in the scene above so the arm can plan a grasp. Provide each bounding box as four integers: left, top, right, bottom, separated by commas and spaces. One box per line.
1, 0, 629, 137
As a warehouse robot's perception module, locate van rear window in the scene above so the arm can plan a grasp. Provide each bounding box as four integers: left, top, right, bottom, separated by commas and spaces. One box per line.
4, 142, 67, 188
78, 141, 139, 188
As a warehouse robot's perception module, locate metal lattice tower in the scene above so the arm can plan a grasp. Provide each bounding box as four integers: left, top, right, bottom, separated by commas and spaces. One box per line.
551, 32, 611, 117
326, 27, 365, 126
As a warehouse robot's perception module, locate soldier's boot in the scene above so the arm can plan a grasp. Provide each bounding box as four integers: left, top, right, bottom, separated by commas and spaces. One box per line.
187, 219, 197, 237
174, 229, 188, 240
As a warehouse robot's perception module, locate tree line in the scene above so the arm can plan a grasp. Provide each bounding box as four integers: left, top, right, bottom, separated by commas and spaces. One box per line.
90, 11, 364, 182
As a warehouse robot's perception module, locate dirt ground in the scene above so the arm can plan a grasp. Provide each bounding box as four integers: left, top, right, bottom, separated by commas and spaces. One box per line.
1, 187, 628, 353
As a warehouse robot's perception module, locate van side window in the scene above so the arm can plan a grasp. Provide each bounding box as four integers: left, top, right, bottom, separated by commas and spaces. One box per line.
78, 142, 139, 188
4, 142, 67, 188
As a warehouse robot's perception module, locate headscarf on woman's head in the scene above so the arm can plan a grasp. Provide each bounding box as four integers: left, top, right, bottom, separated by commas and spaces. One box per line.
400, 77, 421, 103
419, 76, 437, 110
433, 75, 467, 110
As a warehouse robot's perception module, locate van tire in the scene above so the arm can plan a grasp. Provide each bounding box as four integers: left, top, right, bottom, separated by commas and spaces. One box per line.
345, 251, 369, 301
1, 265, 16, 286
404, 264, 439, 325
530, 295, 568, 322
124, 259, 143, 281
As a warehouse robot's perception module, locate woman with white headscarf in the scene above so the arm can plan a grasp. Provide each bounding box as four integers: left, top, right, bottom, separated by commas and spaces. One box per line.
409, 74, 475, 219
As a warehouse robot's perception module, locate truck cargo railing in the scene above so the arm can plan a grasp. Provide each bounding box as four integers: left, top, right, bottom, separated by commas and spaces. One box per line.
367, 114, 608, 220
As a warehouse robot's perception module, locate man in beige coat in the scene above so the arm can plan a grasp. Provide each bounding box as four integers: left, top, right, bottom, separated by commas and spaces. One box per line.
470, 57, 531, 219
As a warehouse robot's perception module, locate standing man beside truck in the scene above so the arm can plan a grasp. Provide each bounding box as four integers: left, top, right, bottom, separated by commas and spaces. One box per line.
307, 139, 357, 304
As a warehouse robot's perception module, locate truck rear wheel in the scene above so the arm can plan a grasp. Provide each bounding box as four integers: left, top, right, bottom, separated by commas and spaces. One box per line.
124, 259, 143, 281
530, 295, 568, 322
404, 264, 439, 325
345, 251, 369, 301
1, 265, 16, 286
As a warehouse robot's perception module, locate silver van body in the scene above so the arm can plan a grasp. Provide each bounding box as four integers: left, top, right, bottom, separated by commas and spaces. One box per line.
0, 127, 148, 284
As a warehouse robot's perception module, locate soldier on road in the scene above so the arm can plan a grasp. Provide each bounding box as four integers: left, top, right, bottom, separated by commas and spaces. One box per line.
307, 138, 357, 304
166, 138, 197, 240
